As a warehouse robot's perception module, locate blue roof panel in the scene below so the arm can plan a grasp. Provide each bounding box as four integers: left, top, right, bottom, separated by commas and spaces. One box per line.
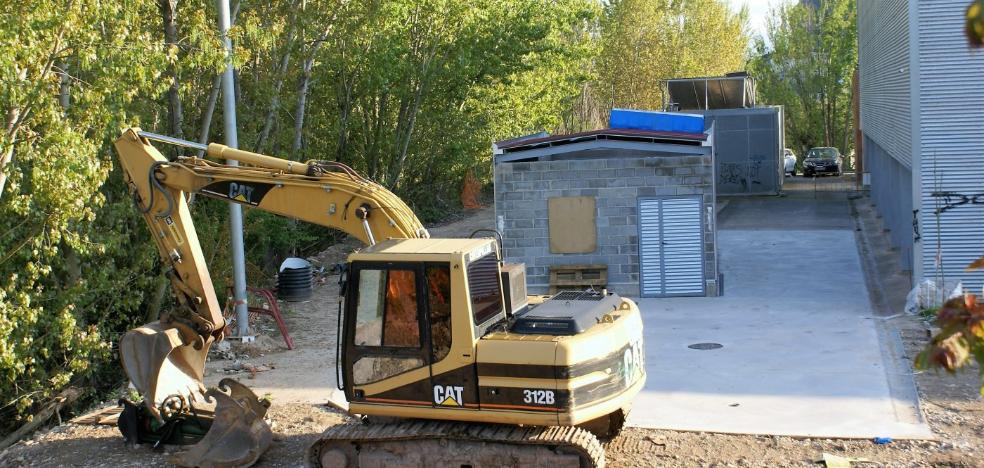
610, 108, 705, 134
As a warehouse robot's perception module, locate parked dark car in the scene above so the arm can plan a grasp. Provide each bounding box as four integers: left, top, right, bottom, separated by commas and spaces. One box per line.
802, 147, 843, 177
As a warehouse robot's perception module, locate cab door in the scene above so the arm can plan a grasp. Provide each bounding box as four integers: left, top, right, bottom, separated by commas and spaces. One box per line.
341, 262, 431, 403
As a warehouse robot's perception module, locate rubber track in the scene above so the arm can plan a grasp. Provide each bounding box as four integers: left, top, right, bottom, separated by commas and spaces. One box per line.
307, 420, 605, 468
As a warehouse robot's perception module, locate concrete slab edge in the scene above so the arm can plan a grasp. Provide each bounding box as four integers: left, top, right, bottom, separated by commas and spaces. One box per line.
850, 197, 933, 439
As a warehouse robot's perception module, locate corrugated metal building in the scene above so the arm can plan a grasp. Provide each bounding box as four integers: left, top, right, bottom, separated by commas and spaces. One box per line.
696, 107, 784, 196
665, 75, 785, 196
858, 0, 984, 291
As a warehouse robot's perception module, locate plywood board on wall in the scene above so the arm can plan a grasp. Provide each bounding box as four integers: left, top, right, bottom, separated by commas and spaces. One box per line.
548, 196, 597, 253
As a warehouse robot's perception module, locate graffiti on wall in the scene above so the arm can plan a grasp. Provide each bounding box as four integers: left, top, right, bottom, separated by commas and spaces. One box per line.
718, 159, 764, 193
719, 163, 745, 187
912, 209, 921, 242
930, 191, 984, 214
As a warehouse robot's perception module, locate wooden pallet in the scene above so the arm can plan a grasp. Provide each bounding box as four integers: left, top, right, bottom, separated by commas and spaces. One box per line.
70, 406, 122, 426
548, 264, 607, 294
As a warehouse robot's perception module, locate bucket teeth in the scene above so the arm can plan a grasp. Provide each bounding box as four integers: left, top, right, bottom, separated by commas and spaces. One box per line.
169, 380, 272, 468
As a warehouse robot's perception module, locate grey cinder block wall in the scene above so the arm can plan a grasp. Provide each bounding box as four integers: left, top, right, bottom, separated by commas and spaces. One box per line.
494, 152, 716, 297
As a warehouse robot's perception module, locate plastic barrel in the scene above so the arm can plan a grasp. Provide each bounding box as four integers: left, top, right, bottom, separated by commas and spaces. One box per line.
277, 258, 313, 302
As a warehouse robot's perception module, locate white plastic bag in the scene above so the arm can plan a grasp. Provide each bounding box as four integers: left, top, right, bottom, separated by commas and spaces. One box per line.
904, 278, 964, 314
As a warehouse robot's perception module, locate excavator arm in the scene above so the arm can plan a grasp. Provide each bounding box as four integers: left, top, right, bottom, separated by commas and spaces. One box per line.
112, 127, 427, 466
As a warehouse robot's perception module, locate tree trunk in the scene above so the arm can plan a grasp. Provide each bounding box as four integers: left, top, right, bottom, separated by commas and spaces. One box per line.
291, 57, 314, 159
0, 108, 20, 199
195, 74, 222, 158
387, 85, 424, 188
255, 1, 299, 154
831, 92, 839, 150
159, 0, 184, 157
365, 93, 388, 180
59, 62, 83, 285
146, 274, 170, 323
334, 77, 354, 163
291, 18, 339, 159
58, 63, 70, 110
0, 28, 65, 202
234, 68, 242, 110
387, 49, 436, 188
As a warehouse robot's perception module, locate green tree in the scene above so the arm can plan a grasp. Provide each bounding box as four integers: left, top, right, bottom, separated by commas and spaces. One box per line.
749, 0, 857, 160
596, 0, 750, 113
0, 0, 175, 432
0, 0, 602, 436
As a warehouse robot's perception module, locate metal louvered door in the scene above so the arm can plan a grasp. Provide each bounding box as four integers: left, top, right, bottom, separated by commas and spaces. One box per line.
638, 196, 705, 297
638, 199, 665, 297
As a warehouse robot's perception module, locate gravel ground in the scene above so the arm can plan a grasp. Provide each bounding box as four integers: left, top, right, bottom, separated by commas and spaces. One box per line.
1, 203, 982, 467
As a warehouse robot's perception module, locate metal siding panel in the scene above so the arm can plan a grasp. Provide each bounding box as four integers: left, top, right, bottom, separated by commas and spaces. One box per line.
858, 0, 912, 168
638, 199, 663, 297
864, 135, 915, 268
917, 0, 984, 293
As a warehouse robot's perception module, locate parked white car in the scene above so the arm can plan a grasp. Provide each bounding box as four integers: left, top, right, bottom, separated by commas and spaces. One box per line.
783, 148, 797, 176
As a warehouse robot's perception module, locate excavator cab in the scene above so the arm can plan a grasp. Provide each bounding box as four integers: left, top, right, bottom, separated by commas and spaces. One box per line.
339, 239, 506, 411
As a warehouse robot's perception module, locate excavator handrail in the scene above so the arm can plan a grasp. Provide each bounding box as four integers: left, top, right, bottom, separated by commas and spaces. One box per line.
138, 130, 209, 153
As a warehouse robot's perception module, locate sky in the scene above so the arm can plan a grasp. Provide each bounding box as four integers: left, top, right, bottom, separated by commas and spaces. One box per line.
727, 0, 774, 42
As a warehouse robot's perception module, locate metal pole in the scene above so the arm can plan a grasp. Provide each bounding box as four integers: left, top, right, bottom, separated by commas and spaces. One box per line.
218, 0, 250, 337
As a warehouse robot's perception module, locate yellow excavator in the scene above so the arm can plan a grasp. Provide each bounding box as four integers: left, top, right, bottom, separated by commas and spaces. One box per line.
113, 128, 645, 467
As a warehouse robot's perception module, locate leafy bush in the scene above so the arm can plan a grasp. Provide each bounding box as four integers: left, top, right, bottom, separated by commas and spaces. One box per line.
917, 294, 984, 394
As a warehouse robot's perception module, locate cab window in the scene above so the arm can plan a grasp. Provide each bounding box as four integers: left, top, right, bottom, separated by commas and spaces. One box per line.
466, 253, 503, 325
426, 265, 452, 361
350, 267, 423, 386
353, 268, 420, 348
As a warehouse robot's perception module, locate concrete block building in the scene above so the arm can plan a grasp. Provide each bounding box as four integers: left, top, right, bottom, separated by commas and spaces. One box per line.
493, 128, 719, 297
859, 0, 984, 291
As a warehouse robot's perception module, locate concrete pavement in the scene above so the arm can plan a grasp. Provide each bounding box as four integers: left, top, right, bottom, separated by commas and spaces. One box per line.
627, 188, 932, 439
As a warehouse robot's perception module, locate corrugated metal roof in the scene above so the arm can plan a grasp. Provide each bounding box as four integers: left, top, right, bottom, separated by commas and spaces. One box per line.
495, 128, 706, 152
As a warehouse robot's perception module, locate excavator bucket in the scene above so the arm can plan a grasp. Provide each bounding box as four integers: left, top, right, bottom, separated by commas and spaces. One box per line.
119, 321, 210, 411
170, 379, 273, 468
120, 323, 272, 467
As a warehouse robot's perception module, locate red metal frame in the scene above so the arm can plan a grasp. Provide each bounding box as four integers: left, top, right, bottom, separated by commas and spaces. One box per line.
224, 287, 295, 350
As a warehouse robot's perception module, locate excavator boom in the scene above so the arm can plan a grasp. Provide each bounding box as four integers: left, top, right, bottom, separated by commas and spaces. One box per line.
113, 128, 427, 466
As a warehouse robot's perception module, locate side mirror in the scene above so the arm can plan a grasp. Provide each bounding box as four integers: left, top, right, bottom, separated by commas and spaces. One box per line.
333, 263, 349, 295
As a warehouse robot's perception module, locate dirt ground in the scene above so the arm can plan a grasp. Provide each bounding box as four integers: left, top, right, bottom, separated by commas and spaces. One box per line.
2, 201, 983, 467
